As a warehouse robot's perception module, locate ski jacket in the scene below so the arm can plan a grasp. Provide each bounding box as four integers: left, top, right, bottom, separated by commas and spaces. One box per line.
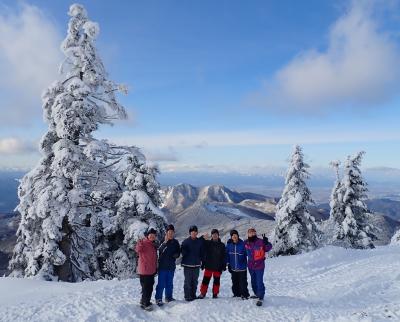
202, 238, 226, 272
225, 238, 247, 272
181, 236, 204, 268
135, 237, 158, 275
158, 238, 181, 271
244, 237, 272, 271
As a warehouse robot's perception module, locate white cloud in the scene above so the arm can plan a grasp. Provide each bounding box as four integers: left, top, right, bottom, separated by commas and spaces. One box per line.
0, 4, 62, 126
251, 1, 400, 113
109, 127, 400, 150
0, 137, 36, 154
144, 147, 179, 162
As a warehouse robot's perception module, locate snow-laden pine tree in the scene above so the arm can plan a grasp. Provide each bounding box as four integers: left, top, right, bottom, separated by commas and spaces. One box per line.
331, 152, 375, 249
325, 160, 346, 242
273, 145, 319, 256
391, 229, 400, 245
101, 153, 166, 279
9, 4, 165, 281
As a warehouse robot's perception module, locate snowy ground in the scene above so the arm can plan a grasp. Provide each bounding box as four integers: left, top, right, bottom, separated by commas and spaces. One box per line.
1, 245, 400, 322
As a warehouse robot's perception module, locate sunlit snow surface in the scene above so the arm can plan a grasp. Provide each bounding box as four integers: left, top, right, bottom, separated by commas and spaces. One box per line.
1, 245, 399, 322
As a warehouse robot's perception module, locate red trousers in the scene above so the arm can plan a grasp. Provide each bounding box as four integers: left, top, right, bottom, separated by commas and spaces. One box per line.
200, 269, 222, 295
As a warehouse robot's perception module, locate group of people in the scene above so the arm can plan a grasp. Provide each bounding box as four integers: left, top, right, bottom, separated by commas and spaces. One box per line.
135, 224, 272, 311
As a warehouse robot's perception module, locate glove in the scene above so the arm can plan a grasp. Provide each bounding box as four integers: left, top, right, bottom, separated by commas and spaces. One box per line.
227, 265, 233, 274
201, 264, 205, 270
262, 233, 269, 244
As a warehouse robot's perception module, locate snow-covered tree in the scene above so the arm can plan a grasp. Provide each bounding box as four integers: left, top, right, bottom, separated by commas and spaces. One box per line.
273, 145, 319, 256
391, 229, 400, 245
331, 152, 375, 249
325, 160, 346, 242
101, 152, 166, 279
9, 4, 165, 281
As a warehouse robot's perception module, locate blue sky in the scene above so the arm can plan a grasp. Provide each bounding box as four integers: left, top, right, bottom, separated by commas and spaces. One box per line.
0, 0, 400, 173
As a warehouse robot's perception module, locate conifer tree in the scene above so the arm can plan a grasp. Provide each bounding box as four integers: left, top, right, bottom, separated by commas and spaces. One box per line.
273, 145, 319, 256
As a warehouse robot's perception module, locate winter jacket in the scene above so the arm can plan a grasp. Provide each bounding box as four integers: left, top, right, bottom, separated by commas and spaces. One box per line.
225, 238, 247, 272
135, 238, 158, 275
158, 238, 181, 271
244, 237, 272, 271
181, 237, 204, 267
202, 238, 226, 272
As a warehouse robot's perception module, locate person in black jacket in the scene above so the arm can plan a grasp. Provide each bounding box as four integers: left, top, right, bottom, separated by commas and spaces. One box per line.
154, 224, 180, 306
181, 225, 204, 301
198, 229, 226, 299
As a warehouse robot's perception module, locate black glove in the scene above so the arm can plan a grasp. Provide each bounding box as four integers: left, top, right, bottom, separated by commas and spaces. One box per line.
262, 233, 269, 244
227, 265, 233, 274
201, 264, 205, 270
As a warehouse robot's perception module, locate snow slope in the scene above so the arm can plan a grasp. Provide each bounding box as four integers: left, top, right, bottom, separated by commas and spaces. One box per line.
1, 245, 399, 322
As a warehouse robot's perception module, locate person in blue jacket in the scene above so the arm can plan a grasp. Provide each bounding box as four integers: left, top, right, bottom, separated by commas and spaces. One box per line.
181, 225, 204, 301
225, 229, 250, 299
155, 224, 180, 306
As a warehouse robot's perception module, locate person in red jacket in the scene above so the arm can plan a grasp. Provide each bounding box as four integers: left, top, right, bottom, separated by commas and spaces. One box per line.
135, 228, 158, 311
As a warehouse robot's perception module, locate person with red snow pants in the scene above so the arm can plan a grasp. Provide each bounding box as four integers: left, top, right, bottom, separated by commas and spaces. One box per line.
135, 228, 158, 311
198, 229, 226, 299
244, 227, 272, 307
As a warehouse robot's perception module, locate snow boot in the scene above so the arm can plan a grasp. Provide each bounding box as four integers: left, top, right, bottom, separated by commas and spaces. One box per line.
156, 299, 164, 307
141, 303, 153, 311
197, 294, 206, 299
165, 298, 176, 303
250, 295, 258, 299
256, 299, 263, 307
241, 295, 249, 300
212, 294, 218, 299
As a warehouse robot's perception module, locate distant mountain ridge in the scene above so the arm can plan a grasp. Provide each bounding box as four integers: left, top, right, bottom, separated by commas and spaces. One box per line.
162, 183, 400, 245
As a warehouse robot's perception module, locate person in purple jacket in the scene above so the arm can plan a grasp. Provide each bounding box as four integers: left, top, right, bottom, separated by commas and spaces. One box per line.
244, 227, 272, 307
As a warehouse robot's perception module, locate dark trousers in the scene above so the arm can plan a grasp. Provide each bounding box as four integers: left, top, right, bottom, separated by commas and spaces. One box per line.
249, 269, 265, 300
155, 269, 175, 300
231, 270, 250, 297
200, 269, 222, 295
139, 274, 155, 306
183, 266, 200, 300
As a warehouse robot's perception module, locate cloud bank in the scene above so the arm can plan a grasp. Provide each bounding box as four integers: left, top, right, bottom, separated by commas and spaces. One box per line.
0, 137, 36, 154
251, 1, 400, 113
0, 4, 62, 126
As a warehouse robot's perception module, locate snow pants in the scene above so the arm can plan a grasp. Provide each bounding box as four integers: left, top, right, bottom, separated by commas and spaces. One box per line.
183, 266, 200, 300
139, 274, 155, 306
231, 270, 250, 297
249, 268, 265, 300
155, 269, 175, 301
200, 269, 222, 296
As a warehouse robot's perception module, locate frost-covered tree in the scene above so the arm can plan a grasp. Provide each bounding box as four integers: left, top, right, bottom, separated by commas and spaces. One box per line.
273, 145, 319, 256
101, 153, 166, 279
9, 4, 165, 281
391, 229, 400, 245
326, 160, 346, 242
331, 152, 375, 249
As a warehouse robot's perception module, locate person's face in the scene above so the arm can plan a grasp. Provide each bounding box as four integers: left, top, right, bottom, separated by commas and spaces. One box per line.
211, 233, 219, 241
248, 230, 256, 238
148, 233, 156, 242
166, 230, 174, 240
190, 231, 198, 239
232, 234, 239, 243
